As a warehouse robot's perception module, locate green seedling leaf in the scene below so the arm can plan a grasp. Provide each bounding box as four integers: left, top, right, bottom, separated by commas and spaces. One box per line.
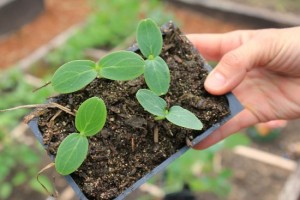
137, 18, 163, 58
166, 106, 203, 130
55, 133, 88, 175
144, 56, 170, 96
98, 51, 145, 80
136, 89, 167, 117
52, 60, 97, 93
76, 97, 107, 136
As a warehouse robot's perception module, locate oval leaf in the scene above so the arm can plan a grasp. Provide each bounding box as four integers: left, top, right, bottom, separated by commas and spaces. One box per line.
52, 60, 97, 94
136, 18, 163, 58
166, 106, 203, 130
144, 56, 170, 96
75, 97, 107, 136
136, 89, 167, 117
98, 51, 145, 81
55, 133, 88, 175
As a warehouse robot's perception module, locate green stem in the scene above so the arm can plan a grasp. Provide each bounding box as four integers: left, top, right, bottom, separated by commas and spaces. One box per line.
154, 116, 166, 121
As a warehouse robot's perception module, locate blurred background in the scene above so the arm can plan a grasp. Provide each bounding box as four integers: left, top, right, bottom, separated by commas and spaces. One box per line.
0, 0, 300, 200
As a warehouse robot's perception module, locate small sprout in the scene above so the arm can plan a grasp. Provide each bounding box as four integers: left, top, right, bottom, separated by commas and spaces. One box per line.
136, 89, 203, 130
55, 97, 107, 175
137, 19, 170, 96
51, 51, 145, 94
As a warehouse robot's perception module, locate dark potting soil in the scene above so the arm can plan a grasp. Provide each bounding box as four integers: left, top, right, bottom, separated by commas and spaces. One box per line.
37, 22, 230, 200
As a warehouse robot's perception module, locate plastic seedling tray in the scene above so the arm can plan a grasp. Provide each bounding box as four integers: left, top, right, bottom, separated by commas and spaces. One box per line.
28, 22, 243, 200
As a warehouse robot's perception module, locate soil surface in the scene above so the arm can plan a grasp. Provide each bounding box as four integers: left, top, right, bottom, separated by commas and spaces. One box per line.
37, 22, 230, 200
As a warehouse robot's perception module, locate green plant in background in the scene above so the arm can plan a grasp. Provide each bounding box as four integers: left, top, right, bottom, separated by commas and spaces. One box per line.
0, 69, 53, 133
55, 97, 107, 175
0, 133, 53, 199
0, 69, 53, 129
46, 0, 172, 67
144, 133, 251, 199
136, 89, 203, 130
0, 69, 53, 199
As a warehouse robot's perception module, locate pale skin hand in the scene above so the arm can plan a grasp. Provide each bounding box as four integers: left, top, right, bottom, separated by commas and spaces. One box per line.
188, 27, 300, 149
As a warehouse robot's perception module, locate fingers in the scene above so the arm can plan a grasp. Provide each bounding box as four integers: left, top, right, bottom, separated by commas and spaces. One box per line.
188, 31, 261, 95
204, 38, 267, 95
256, 120, 288, 129
189, 29, 287, 149
187, 30, 255, 61
194, 112, 287, 150
193, 108, 259, 150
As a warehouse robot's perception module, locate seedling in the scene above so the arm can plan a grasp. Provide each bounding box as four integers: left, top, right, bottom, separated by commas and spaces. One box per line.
51, 51, 145, 93
51, 18, 169, 96
136, 89, 203, 130
136, 18, 170, 96
135, 20, 203, 130
55, 97, 107, 175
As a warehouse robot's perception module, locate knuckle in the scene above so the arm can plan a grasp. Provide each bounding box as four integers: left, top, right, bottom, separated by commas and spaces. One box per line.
257, 29, 280, 44
221, 51, 244, 68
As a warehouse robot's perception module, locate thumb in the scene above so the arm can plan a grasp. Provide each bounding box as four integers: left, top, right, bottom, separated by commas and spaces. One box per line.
204, 39, 265, 95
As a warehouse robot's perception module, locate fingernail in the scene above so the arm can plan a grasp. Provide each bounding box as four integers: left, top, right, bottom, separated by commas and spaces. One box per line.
206, 71, 227, 89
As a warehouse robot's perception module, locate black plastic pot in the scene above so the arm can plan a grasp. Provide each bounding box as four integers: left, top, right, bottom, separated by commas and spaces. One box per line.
28, 22, 243, 200
0, 0, 44, 36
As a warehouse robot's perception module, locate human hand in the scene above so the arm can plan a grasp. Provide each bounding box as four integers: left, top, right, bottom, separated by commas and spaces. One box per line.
188, 27, 300, 149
